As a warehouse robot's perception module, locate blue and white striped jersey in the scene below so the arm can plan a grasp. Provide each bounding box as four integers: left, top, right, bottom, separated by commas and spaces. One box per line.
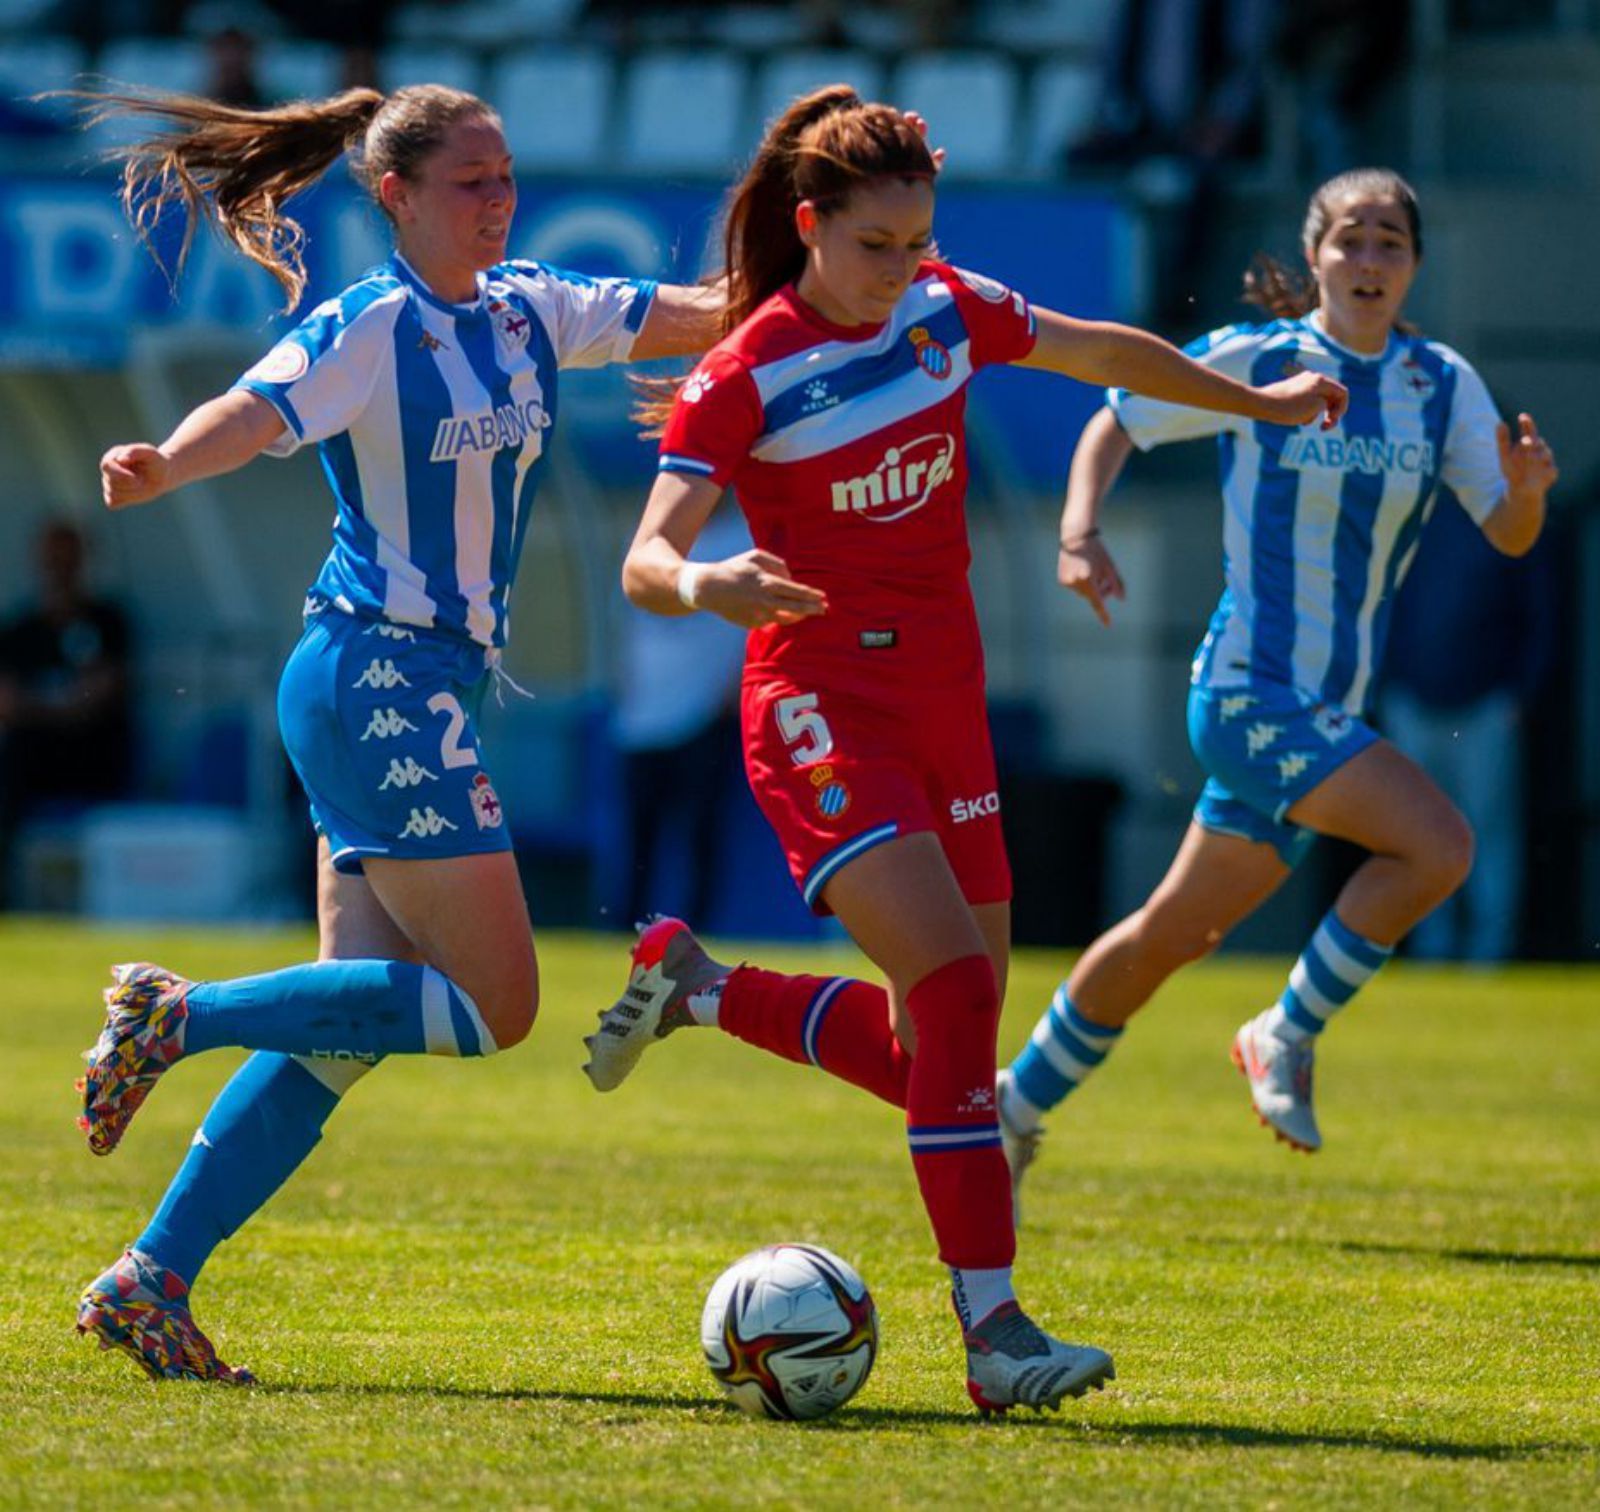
1110, 312, 1506, 714
236, 254, 655, 648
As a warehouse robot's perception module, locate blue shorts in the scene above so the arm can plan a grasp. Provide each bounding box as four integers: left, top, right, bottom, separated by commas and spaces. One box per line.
277, 608, 513, 876
1186, 682, 1378, 867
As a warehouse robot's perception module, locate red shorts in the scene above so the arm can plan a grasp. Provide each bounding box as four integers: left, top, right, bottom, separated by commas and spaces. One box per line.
742, 673, 1012, 915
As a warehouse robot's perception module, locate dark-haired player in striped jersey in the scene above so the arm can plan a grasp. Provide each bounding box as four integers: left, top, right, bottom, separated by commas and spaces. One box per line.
1000, 169, 1558, 1188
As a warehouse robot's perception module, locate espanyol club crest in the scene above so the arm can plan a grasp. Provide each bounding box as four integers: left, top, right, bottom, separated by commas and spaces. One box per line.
1401, 360, 1437, 401
487, 298, 531, 353
469, 772, 504, 829
908, 325, 952, 380
810, 764, 852, 820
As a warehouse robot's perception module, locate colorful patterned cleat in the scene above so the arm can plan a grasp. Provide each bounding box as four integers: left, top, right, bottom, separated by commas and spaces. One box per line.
77, 963, 191, 1156
76, 1250, 253, 1384
963, 1301, 1114, 1414
583, 916, 727, 1092
1230, 1010, 1322, 1152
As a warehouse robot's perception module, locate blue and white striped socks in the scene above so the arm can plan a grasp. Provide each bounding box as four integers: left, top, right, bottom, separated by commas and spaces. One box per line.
1004, 985, 1125, 1133
1264, 909, 1393, 1044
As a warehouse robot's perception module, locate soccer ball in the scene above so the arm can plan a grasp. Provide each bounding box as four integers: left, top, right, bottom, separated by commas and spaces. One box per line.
700, 1243, 878, 1420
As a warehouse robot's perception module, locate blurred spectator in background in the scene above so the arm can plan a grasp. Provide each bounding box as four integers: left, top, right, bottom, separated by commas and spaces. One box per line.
1381, 496, 1557, 962
1064, 0, 1273, 329
0, 520, 133, 905
205, 25, 266, 109
1279, 1, 1410, 180
613, 506, 748, 930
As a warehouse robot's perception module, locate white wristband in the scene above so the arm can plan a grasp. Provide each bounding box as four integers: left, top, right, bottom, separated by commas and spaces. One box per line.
676, 561, 707, 609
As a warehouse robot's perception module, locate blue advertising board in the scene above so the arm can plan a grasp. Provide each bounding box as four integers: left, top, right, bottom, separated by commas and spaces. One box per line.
0, 173, 1135, 487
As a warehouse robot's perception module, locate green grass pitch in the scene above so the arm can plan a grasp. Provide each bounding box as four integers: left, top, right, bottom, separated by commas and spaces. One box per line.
3, 918, 1597, 1508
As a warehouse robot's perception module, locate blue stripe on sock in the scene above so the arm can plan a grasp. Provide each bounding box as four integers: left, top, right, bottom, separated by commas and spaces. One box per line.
1323, 911, 1391, 970
802, 978, 848, 1067
1302, 944, 1354, 1006
446, 984, 484, 1055
1011, 1042, 1074, 1110
1280, 988, 1326, 1036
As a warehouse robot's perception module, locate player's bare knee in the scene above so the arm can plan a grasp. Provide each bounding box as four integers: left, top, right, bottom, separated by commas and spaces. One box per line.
1431, 812, 1476, 898
471, 960, 539, 1050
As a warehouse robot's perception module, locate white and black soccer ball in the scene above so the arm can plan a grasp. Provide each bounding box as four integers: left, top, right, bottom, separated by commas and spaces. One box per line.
700, 1243, 878, 1420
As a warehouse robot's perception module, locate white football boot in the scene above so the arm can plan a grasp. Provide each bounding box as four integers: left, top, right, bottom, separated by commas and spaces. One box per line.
1230, 1009, 1322, 1152
583, 917, 728, 1091
963, 1301, 1114, 1413
995, 1068, 1043, 1223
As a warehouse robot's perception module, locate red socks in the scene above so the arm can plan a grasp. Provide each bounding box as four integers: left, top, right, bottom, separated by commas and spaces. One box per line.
719, 954, 1014, 1271
720, 967, 909, 1107
904, 954, 1014, 1270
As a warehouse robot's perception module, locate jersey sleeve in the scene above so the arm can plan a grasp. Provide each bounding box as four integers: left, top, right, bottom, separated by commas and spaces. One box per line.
940, 263, 1037, 368
232, 286, 401, 458
1436, 347, 1507, 525
1109, 324, 1263, 450
502, 260, 656, 369
658, 351, 763, 488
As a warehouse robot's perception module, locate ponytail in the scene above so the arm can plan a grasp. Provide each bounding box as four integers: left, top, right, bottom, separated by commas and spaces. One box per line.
71, 82, 496, 311
636, 84, 935, 432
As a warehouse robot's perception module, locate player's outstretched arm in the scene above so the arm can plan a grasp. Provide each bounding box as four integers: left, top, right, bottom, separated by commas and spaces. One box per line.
1483, 412, 1558, 557
99, 390, 286, 510
624, 472, 827, 628
630, 282, 726, 361
1018, 308, 1348, 431
1058, 407, 1134, 628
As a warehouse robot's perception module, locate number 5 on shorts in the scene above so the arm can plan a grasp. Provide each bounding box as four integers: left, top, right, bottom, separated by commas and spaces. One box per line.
776, 692, 834, 766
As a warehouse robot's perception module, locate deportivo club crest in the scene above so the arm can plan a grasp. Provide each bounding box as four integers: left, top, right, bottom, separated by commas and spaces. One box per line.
469, 772, 504, 830
487, 298, 531, 353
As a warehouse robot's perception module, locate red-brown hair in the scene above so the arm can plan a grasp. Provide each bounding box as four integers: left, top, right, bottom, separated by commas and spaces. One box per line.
67, 83, 498, 310
638, 84, 936, 431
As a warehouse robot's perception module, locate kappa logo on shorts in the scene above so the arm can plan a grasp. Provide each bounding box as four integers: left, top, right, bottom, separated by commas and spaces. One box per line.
810, 764, 852, 820
1246, 721, 1284, 757
363, 622, 418, 643
361, 708, 420, 741
1277, 753, 1313, 785
949, 791, 1000, 824
378, 756, 438, 791
397, 807, 458, 839
468, 772, 503, 829
1218, 693, 1256, 721
353, 659, 411, 691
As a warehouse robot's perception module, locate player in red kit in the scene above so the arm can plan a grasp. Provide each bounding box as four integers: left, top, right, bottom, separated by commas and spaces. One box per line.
584, 85, 1345, 1413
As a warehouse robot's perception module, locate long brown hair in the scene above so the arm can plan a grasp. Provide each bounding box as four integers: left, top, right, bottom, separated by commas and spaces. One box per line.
638, 84, 936, 431
70, 83, 498, 310
1243, 167, 1423, 324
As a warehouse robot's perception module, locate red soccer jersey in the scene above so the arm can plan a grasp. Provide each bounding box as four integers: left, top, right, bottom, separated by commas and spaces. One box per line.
659, 260, 1036, 692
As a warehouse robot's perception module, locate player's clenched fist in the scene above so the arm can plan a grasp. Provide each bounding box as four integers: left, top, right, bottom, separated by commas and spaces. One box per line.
100, 443, 171, 509
1253, 369, 1348, 430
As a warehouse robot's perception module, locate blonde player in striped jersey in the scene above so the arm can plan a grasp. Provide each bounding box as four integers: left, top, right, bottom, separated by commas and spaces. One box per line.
1000, 169, 1558, 1186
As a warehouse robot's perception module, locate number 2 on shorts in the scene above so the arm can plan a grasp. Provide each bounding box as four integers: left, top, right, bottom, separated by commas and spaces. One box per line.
776, 692, 834, 766
427, 691, 479, 769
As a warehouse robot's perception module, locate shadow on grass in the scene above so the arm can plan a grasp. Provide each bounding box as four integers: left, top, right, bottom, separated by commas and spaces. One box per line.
1326, 1239, 1600, 1271
1068, 1421, 1584, 1461
261, 1387, 1585, 1455
266, 1382, 980, 1426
